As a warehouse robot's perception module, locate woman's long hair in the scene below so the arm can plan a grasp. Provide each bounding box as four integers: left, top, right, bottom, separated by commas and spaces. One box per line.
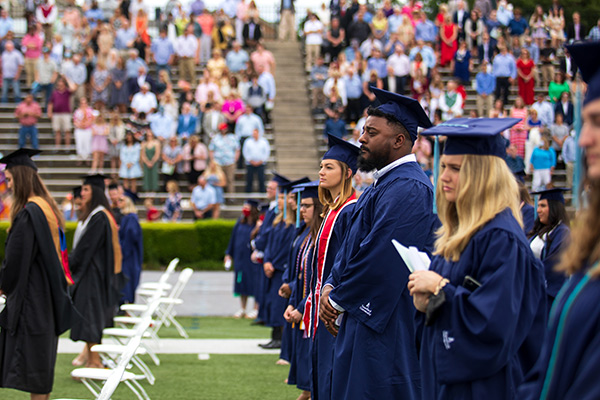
309, 200, 325, 240
273, 193, 296, 227
529, 199, 569, 238
79, 185, 113, 221
242, 203, 260, 225
558, 181, 600, 276
435, 154, 522, 261
318, 160, 355, 216
8, 165, 64, 228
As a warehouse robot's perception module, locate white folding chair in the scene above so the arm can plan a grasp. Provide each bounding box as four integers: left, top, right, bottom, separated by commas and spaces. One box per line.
136, 258, 180, 300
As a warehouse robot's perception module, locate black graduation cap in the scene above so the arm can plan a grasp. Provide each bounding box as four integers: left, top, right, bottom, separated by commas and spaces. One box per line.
295, 180, 320, 199
323, 134, 360, 175
271, 172, 291, 186
82, 173, 108, 191
421, 118, 521, 158
372, 88, 433, 142
531, 187, 570, 204
0, 148, 42, 171
259, 202, 270, 213
565, 41, 600, 105
72, 186, 82, 199
123, 188, 140, 203
281, 177, 311, 192
245, 199, 260, 208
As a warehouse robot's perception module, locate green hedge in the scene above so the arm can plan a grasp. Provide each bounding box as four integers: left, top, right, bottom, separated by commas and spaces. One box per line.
0, 220, 236, 271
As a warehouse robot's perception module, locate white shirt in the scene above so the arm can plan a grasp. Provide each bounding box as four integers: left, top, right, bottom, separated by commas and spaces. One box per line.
373, 153, 418, 185
242, 137, 270, 164
387, 53, 411, 77
304, 19, 324, 45
175, 34, 198, 57
131, 91, 158, 114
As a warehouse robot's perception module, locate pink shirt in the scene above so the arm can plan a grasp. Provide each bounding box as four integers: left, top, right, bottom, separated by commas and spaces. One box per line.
195, 82, 222, 104
73, 107, 94, 129
197, 14, 214, 36
22, 34, 43, 59
250, 50, 275, 73
15, 101, 41, 126
221, 99, 245, 121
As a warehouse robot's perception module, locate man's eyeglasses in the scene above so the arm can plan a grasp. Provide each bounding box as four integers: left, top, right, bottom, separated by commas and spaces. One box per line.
300, 203, 314, 209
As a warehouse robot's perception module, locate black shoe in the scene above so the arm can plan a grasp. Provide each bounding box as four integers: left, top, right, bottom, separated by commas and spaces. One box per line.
258, 340, 274, 348
260, 340, 281, 349
251, 319, 265, 326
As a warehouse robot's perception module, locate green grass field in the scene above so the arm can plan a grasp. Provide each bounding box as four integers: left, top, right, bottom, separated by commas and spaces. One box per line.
1, 318, 302, 399
0, 354, 299, 399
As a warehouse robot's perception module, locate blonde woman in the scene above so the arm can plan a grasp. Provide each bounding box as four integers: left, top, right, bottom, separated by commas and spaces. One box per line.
201, 160, 226, 218
408, 118, 546, 399
90, 112, 109, 173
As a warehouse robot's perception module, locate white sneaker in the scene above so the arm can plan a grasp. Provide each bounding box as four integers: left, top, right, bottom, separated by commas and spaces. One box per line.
246, 309, 258, 319
233, 309, 246, 318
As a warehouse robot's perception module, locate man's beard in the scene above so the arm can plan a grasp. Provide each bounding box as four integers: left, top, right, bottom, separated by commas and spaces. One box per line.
357, 146, 389, 172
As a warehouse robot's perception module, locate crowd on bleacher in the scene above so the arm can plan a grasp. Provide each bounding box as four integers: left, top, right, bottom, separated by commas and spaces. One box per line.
4, 0, 277, 221
302, 0, 595, 192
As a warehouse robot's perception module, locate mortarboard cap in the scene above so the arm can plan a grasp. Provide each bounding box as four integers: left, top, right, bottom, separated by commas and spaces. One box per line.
259, 202, 270, 213
323, 134, 360, 175
421, 118, 520, 158
295, 180, 320, 199
372, 88, 433, 143
0, 148, 41, 170
82, 173, 108, 191
245, 199, 260, 208
123, 188, 140, 203
271, 172, 291, 186
281, 177, 311, 192
530, 187, 569, 204
565, 41, 600, 105
72, 186, 82, 199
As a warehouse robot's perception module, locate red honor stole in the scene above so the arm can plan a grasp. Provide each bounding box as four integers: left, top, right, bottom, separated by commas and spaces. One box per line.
303, 193, 357, 338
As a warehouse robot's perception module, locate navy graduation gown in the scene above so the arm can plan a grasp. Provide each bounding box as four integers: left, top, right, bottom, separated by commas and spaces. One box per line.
263, 221, 296, 327
226, 219, 257, 297
419, 209, 547, 400
288, 234, 314, 391
521, 203, 535, 235
309, 200, 356, 400
254, 207, 277, 320
119, 213, 143, 304
532, 223, 570, 302
280, 224, 308, 363
518, 264, 600, 400
326, 162, 438, 399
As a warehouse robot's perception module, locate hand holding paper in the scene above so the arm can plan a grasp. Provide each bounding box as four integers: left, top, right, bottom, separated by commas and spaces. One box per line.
392, 239, 431, 273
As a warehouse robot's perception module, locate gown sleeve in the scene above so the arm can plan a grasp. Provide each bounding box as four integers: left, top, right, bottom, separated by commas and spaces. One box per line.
69, 212, 108, 283
0, 210, 34, 295
430, 229, 545, 384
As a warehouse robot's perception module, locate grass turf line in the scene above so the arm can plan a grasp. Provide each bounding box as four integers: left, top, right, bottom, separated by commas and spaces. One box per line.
0, 354, 299, 399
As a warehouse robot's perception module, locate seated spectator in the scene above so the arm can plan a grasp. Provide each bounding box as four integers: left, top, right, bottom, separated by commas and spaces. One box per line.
554, 92, 574, 127
221, 90, 245, 131
131, 82, 157, 116
191, 176, 217, 220
242, 128, 270, 193
202, 101, 226, 141
182, 134, 208, 191
1, 40, 23, 103
439, 79, 463, 121
119, 131, 143, 193
144, 198, 161, 221
163, 180, 183, 221
177, 102, 198, 140
161, 135, 184, 190
475, 60, 496, 118
202, 161, 226, 218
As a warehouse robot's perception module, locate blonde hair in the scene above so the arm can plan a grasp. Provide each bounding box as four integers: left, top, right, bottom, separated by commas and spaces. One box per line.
120, 195, 137, 215
558, 182, 600, 277
318, 160, 355, 215
273, 193, 296, 227
435, 154, 522, 261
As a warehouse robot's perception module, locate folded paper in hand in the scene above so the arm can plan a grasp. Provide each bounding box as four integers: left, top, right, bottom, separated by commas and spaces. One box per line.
391, 239, 431, 273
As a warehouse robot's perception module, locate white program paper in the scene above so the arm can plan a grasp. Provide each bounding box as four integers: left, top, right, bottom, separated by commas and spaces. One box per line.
392, 239, 431, 273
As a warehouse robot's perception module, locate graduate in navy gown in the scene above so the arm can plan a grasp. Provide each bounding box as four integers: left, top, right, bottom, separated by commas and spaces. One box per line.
517, 40, 600, 400
319, 89, 437, 399
259, 178, 308, 349
284, 182, 323, 400
225, 199, 260, 318
529, 188, 570, 311
251, 174, 289, 324
408, 118, 547, 400
118, 193, 143, 305
519, 181, 536, 234
304, 135, 359, 400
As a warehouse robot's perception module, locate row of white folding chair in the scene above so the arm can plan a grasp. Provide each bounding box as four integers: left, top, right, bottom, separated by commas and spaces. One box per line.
136, 258, 180, 299
116, 268, 194, 341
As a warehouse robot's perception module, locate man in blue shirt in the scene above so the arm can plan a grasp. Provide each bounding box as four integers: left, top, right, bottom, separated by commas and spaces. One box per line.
324, 110, 347, 140
414, 11, 436, 43
115, 19, 136, 51
475, 60, 496, 117
242, 128, 270, 192
310, 56, 328, 111
150, 28, 174, 79
0, 9, 14, 41
508, 8, 529, 37
191, 176, 216, 219
344, 67, 363, 123
409, 40, 436, 71
492, 45, 516, 106
225, 41, 249, 74
235, 106, 264, 168
125, 49, 148, 79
